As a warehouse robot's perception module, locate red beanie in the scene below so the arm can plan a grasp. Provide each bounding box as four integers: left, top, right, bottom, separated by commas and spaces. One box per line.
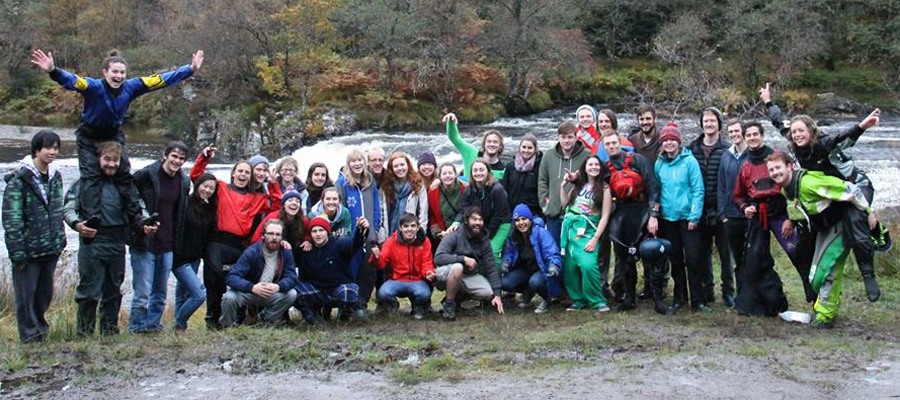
659, 123, 682, 145
308, 217, 332, 236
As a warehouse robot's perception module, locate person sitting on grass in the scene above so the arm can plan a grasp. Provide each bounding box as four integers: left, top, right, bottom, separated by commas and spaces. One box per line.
767, 152, 879, 329
293, 216, 371, 324
220, 219, 298, 328
433, 207, 505, 320
372, 213, 436, 319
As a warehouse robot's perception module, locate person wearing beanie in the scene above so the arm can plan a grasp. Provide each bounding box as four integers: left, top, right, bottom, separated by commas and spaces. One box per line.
688, 106, 731, 306
247, 155, 270, 193
575, 105, 601, 158
628, 104, 662, 164
293, 215, 370, 323
654, 122, 707, 314
250, 188, 310, 246
417, 152, 438, 189
501, 204, 563, 314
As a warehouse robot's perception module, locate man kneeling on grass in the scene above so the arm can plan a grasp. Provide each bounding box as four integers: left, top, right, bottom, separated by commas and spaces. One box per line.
433, 206, 504, 320
372, 213, 436, 319
294, 216, 370, 324
220, 219, 298, 328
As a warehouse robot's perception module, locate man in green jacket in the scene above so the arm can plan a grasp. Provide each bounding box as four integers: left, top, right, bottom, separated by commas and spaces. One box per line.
767, 151, 879, 328
538, 120, 590, 246
2, 130, 66, 343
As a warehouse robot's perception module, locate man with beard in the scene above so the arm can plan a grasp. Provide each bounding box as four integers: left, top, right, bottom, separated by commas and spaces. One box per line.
627, 104, 662, 300
220, 219, 298, 327
733, 122, 816, 312
767, 152, 876, 328
600, 131, 667, 314
689, 107, 731, 306
433, 207, 505, 320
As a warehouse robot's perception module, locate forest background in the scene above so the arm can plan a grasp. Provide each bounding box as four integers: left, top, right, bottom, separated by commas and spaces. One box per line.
1, 0, 899, 142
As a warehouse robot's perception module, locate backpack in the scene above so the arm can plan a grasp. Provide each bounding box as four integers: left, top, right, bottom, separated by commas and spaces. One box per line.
607, 152, 645, 201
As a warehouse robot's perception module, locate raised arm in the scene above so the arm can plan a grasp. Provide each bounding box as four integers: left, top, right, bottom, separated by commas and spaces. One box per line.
190, 144, 215, 181
33, 49, 96, 93
760, 83, 789, 138
444, 113, 478, 178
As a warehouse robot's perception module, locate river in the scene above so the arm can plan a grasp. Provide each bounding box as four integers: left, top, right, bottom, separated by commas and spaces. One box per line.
0, 108, 898, 304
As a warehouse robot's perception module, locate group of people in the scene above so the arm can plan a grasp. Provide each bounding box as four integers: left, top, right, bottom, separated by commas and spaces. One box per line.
2, 49, 891, 343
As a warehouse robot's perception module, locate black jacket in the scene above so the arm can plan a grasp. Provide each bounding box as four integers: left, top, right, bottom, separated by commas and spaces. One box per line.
132, 161, 190, 253
455, 181, 511, 238
688, 135, 728, 220
501, 152, 542, 217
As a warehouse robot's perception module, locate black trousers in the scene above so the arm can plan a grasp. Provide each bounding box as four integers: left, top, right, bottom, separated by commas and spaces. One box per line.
659, 219, 704, 306
75, 243, 126, 336
75, 126, 141, 221
12, 255, 59, 342
698, 216, 733, 302
723, 217, 747, 295
204, 241, 244, 328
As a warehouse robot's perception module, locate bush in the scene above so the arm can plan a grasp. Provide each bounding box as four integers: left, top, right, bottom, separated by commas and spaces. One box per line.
526, 89, 552, 111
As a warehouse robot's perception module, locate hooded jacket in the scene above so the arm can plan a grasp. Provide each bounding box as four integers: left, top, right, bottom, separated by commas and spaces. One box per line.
373, 228, 435, 282
434, 223, 501, 296
455, 181, 511, 238
131, 160, 190, 253
501, 151, 543, 217
538, 141, 590, 218
502, 217, 564, 299
717, 143, 748, 219
2, 161, 66, 264
655, 147, 705, 223
225, 241, 298, 293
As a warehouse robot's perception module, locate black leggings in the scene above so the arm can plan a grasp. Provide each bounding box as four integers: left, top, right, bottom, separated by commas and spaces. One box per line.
204, 240, 244, 328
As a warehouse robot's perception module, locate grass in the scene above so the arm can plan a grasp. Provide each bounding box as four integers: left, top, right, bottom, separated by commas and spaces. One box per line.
0, 229, 898, 395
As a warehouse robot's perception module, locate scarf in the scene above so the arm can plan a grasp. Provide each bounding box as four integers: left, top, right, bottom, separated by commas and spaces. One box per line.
389, 180, 412, 233
748, 145, 774, 165
514, 152, 536, 172
307, 186, 324, 213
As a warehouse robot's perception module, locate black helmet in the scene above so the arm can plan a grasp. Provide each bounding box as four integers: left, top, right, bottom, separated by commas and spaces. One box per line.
639, 238, 672, 263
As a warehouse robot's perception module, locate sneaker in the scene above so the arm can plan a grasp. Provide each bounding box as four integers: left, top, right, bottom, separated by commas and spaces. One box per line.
517, 293, 534, 308
534, 300, 550, 314
442, 300, 457, 321
693, 303, 713, 313
565, 305, 585, 312
594, 305, 611, 314
723, 294, 735, 308
354, 308, 368, 319
667, 302, 684, 315
412, 305, 425, 320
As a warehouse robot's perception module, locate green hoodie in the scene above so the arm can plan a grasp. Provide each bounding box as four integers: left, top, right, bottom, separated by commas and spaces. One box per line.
538, 141, 589, 218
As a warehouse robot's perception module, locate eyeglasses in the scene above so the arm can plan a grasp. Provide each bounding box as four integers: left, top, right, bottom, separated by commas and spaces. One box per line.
263, 232, 283, 238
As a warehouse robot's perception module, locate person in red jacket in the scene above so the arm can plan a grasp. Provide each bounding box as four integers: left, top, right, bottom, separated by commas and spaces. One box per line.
372, 213, 436, 319
189, 144, 282, 329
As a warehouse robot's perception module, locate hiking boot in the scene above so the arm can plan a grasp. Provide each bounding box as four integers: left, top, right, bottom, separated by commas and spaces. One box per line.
442, 300, 457, 321
862, 272, 881, 302
534, 300, 550, 314
654, 300, 669, 315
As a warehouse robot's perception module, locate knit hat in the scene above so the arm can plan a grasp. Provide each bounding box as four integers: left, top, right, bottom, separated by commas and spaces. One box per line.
281, 189, 302, 204
308, 217, 332, 236
659, 123, 682, 145
700, 107, 725, 133
248, 155, 270, 169
575, 105, 597, 125
512, 204, 534, 221
418, 152, 437, 168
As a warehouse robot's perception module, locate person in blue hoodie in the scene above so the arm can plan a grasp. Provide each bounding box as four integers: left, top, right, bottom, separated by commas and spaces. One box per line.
716, 118, 748, 306
654, 123, 706, 314
501, 204, 563, 314
335, 148, 381, 318
30, 48, 202, 223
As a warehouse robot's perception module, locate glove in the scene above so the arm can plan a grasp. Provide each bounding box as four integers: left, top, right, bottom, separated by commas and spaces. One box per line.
547, 264, 560, 277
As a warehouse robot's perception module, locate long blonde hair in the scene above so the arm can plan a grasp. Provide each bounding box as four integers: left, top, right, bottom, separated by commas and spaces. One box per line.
344, 148, 371, 188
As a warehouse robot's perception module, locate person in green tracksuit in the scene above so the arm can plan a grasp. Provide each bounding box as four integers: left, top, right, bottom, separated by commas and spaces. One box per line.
559, 155, 613, 312
447, 159, 511, 269
441, 113, 506, 181
767, 152, 878, 328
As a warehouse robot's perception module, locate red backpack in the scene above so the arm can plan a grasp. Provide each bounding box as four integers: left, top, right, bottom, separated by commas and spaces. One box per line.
607, 153, 645, 201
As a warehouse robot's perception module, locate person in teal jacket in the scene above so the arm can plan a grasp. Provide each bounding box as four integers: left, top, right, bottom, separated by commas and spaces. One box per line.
308, 188, 354, 238
441, 112, 506, 180
30, 48, 203, 223
653, 123, 707, 314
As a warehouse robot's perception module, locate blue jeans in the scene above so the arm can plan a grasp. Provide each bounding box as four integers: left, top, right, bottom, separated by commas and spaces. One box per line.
376, 280, 432, 305
546, 216, 563, 248
172, 260, 206, 330
129, 249, 173, 333
501, 268, 547, 299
